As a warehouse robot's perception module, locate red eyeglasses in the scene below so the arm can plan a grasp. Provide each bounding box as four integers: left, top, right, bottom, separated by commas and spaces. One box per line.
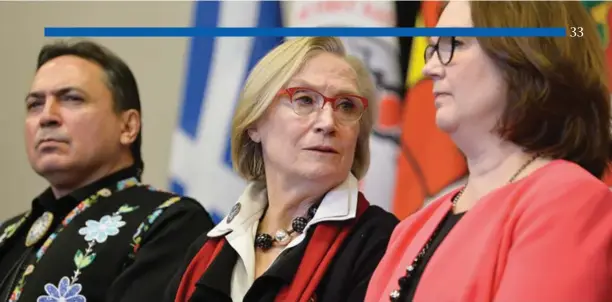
277, 87, 369, 123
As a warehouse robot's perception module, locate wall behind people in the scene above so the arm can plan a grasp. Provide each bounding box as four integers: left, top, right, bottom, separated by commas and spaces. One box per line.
4, 1, 610, 223
0, 0, 410, 223
0, 1, 193, 221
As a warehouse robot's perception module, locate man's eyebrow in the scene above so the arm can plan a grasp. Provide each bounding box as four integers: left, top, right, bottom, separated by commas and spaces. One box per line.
25, 91, 44, 102
25, 87, 89, 102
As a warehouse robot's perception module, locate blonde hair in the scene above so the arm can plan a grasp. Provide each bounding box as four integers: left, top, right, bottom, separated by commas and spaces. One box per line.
230, 37, 377, 182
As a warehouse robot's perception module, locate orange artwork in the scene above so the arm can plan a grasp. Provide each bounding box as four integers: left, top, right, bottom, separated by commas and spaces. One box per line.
390, 1, 467, 219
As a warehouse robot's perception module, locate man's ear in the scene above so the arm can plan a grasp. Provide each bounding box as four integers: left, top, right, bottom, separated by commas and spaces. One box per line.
119, 109, 141, 146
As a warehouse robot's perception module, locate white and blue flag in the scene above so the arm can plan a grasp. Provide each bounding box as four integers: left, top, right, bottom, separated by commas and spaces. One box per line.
169, 0, 284, 224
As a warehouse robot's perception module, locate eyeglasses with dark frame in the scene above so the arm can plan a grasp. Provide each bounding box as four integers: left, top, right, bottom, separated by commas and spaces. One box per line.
277, 87, 369, 123
424, 36, 457, 65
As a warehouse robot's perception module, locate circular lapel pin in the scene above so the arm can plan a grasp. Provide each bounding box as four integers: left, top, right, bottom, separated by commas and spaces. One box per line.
226, 203, 241, 223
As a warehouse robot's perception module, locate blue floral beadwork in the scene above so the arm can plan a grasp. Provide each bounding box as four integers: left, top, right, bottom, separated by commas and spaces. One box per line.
37, 277, 85, 302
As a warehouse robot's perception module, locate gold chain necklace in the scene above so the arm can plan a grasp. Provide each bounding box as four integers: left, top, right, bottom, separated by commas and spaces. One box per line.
452, 153, 540, 206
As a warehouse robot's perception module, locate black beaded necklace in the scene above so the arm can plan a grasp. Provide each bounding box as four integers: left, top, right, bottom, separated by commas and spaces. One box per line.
388, 154, 540, 302
255, 204, 318, 250
388, 191, 461, 302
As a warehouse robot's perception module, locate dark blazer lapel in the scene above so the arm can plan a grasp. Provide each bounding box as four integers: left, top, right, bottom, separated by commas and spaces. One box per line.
243, 230, 314, 302
261, 231, 309, 282
193, 240, 237, 301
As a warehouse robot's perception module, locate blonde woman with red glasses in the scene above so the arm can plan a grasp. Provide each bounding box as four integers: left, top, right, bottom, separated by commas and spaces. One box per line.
165, 37, 399, 302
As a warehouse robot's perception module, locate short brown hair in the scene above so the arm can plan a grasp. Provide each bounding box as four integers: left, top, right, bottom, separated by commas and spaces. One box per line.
467, 1, 612, 178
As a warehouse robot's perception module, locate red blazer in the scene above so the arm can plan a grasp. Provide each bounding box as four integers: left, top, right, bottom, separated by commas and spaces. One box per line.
366, 160, 612, 302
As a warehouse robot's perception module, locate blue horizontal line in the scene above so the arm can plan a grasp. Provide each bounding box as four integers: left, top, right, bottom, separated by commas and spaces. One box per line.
44, 27, 567, 37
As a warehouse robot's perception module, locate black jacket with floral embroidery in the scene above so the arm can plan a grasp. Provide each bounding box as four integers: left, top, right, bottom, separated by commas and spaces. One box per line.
0, 166, 214, 302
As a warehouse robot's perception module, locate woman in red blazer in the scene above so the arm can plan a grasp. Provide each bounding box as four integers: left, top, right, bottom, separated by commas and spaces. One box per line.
366, 1, 612, 302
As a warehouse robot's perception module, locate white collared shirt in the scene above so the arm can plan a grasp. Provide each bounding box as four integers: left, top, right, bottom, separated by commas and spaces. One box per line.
207, 173, 361, 301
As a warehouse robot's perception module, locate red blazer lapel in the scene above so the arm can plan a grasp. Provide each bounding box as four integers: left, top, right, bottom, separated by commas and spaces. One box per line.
368, 190, 457, 302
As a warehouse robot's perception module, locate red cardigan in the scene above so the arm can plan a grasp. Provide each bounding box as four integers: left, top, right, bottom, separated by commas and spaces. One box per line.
366, 160, 612, 302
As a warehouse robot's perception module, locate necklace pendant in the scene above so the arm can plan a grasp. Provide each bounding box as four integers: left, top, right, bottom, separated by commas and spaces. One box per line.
26, 212, 54, 247
274, 229, 290, 244
255, 233, 273, 250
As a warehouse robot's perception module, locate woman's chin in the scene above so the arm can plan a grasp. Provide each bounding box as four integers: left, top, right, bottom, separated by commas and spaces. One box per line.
435, 111, 459, 133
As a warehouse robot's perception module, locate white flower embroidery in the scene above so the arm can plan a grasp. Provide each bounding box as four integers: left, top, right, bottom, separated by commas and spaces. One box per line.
77, 215, 126, 243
